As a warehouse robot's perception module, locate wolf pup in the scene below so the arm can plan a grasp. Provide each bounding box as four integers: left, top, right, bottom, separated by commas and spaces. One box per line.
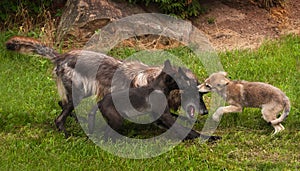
198, 71, 290, 134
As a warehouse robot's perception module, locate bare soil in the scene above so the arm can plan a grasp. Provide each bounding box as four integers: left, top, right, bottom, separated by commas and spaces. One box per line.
118, 0, 299, 51
192, 0, 300, 51
50, 0, 300, 51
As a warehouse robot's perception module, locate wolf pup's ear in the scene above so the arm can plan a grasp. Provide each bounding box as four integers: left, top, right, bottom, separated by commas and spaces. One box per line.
220, 78, 230, 86
219, 71, 228, 77
217, 75, 230, 86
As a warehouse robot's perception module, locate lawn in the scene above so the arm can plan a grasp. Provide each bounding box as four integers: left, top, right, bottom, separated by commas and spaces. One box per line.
0, 33, 299, 170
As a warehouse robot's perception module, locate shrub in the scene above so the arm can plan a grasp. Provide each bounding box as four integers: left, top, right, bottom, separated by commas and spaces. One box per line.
128, 0, 203, 18
0, 0, 58, 31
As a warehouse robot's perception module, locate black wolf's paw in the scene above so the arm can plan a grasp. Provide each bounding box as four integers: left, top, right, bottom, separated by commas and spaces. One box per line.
207, 135, 222, 142
184, 130, 202, 140
54, 119, 69, 138
198, 134, 222, 142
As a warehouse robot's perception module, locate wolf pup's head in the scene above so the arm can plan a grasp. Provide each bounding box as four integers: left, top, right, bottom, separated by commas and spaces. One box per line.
198, 71, 230, 93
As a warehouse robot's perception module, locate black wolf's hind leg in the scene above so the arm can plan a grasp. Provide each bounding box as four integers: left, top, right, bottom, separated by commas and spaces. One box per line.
58, 101, 78, 123
98, 103, 123, 141
55, 102, 74, 138
88, 105, 99, 135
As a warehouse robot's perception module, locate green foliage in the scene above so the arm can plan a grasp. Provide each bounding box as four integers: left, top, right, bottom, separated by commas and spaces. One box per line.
128, 0, 203, 18
0, 0, 61, 33
207, 17, 216, 24
0, 0, 53, 22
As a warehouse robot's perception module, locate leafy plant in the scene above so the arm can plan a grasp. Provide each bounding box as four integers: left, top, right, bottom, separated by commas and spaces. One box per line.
128, 0, 203, 18
207, 17, 216, 24
0, 0, 50, 21
0, 0, 61, 32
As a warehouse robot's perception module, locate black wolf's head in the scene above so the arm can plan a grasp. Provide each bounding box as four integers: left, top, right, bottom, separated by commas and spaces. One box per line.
152, 60, 208, 118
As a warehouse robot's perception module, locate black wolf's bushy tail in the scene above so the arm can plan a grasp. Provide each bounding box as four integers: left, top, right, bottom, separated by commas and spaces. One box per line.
6, 36, 59, 62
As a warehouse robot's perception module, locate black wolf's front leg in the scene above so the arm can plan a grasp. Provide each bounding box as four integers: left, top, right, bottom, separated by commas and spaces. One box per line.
170, 112, 199, 124
158, 112, 221, 141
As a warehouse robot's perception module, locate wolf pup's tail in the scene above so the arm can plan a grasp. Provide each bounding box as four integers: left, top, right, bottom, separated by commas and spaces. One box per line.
6, 36, 59, 62
270, 96, 290, 125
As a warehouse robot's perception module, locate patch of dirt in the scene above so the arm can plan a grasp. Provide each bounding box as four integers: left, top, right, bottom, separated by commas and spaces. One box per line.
117, 0, 299, 51
54, 0, 300, 51
191, 0, 300, 51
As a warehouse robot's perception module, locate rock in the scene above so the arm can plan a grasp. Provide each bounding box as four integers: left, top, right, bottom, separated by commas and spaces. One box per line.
56, 0, 147, 48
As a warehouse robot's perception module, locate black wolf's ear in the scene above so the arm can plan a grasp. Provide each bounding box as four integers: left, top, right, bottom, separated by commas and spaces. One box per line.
163, 59, 172, 71
178, 67, 189, 80
178, 67, 184, 75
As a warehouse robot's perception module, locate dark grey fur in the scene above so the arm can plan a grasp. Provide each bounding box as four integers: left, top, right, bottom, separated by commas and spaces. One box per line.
6, 36, 213, 140
98, 60, 219, 141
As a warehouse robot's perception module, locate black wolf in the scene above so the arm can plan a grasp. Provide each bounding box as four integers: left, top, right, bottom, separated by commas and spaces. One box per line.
6, 36, 210, 139
99, 60, 220, 141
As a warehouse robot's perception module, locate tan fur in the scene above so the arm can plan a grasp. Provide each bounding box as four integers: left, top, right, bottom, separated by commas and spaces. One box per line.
56, 77, 68, 105
199, 71, 291, 134
8, 36, 43, 47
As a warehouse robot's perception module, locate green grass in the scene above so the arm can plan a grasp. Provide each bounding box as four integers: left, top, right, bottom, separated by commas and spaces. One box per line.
0, 33, 299, 170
